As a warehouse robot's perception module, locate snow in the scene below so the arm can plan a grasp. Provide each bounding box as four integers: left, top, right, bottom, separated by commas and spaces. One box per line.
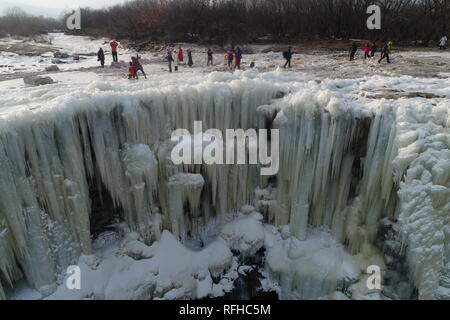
0, 33, 125, 75
0, 33, 449, 300
221, 212, 266, 256
38, 230, 232, 300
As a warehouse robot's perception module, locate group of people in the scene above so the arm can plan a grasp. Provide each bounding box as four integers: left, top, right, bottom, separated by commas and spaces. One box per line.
96, 40, 120, 68
224, 47, 243, 70
164, 46, 243, 72
164, 47, 194, 72
97, 35, 446, 78
349, 40, 393, 63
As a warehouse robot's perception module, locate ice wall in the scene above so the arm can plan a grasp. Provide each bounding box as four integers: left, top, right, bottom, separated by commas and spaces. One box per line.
0, 73, 448, 299
393, 99, 450, 299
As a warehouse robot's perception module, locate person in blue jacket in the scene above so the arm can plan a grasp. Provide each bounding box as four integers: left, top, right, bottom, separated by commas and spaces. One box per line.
235, 47, 242, 70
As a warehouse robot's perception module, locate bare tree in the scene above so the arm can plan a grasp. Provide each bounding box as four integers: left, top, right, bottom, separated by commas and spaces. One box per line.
0, 7, 62, 37
59, 0, 448, 46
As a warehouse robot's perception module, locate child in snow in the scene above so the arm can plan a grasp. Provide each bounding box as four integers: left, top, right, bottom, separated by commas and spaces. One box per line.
187, 49, 193, 67
349, 43, 358, 61
363, 43, 371, 59
128, 62, 138, 79
131, 55, 147, 79
224, 53, 228, 65
97, 48, 105, 68
234, 47, 242, 70
207, 48, 213, 66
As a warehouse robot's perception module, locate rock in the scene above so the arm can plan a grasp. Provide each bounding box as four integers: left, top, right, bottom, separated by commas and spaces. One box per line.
51, 59, 68, 64
45, 65, 59, 72
73, 55, 80, 61
53, 51, 69, 59
23, 75, 54, 86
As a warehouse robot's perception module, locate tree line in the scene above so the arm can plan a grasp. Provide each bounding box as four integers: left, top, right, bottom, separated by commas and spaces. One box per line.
0, 1, 447, 45
72, 0, 448, 46
0, 7, 62, 37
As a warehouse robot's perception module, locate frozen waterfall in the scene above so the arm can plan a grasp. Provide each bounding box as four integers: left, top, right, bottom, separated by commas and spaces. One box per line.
0, 71, 448, 300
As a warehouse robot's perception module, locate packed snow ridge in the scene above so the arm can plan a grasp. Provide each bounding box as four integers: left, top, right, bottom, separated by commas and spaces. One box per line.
0, 69, 449, 300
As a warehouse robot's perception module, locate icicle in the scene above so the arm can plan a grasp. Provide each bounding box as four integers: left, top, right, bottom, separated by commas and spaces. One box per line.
122, 143, 159, 240
168, 173, 205, 240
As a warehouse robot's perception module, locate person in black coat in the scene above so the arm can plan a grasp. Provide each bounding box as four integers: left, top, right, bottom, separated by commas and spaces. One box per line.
349, 43, 358, 61
187, 49, 193, 67
370, 41, 378, 57
283, 47, 293, 68
97, 48, 105, 68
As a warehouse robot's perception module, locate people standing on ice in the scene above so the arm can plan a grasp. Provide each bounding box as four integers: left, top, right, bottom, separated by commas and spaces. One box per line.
378, 41, 392, 64
283, 47, 293, 68
234, 47, 242, 70
363, 43, 371, 59
227, 50, 234, 70
349, 43, 358, 61
177, 47, 184, 65
187, 49, 193, 67
97, 47, 105, 68
370, 41, 378, 57
439, 35, 447, 49
110, 40, 119, 62
166, 50, 174, 72
207, 48, 213, 66
131, 55, 147, 79
128, 62, 138, 79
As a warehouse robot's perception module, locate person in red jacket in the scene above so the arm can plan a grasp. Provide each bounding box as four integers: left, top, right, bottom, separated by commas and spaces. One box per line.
177, 47, 184, 64
110, 40, 119, 62
131, 55, 147, 79
363, 43, 371, 59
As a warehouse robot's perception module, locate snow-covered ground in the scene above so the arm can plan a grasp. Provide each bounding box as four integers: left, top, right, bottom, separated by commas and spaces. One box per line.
0, 34, 449, 300
1, 32, 449, 86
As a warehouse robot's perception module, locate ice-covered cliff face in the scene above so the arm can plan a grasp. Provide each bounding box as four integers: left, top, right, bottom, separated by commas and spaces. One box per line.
0, 70, 449, 300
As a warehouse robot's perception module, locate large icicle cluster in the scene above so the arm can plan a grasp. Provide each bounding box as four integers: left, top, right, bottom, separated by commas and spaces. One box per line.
273, 90, 397, 248
0, 77, 278, 297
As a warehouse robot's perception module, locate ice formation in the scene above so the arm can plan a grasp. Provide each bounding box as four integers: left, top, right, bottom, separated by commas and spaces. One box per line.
0, 70, 448, 300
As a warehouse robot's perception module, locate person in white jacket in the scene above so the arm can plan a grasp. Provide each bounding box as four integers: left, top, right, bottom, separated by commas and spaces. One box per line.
439, 36, 447, 49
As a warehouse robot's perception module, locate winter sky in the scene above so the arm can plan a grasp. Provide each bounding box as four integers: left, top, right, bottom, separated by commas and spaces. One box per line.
4, 0, 128, 9
1, 0, 129, 17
